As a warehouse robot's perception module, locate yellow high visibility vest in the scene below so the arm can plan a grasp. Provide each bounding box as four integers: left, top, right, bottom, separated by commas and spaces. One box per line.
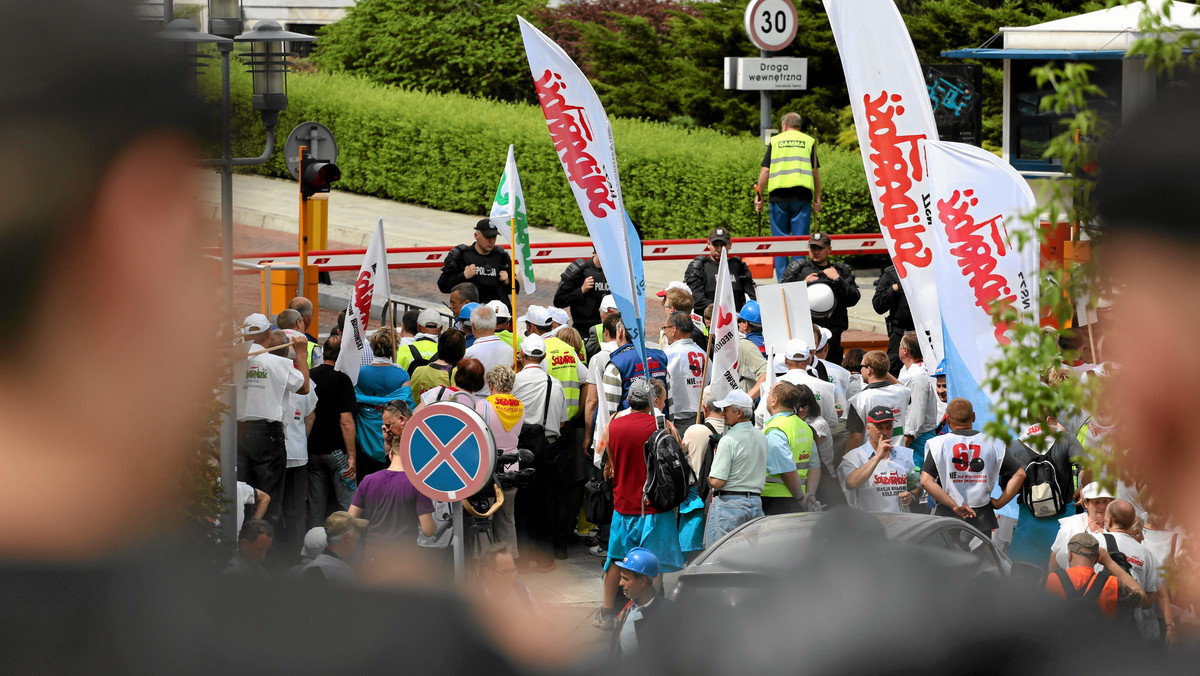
762, 413, 815, 498
544, 336, 582, 419
766, 130, 816, 195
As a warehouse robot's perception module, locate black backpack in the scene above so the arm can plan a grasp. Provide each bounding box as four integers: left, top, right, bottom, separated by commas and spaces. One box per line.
641, 417, 692, 513
694, 422, 721, 502
1103, 534, 1135, 575
1021, 450, 1066, 518
1054, 569, 1112, 618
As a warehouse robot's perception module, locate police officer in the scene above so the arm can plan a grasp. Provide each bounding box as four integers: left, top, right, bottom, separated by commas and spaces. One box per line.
437, 219, 517, 309
554, 252, 608, 339
684, 227, 757, 314
781, 232, 860, 363
755, 112, 821, 282
872, 264, 913, 376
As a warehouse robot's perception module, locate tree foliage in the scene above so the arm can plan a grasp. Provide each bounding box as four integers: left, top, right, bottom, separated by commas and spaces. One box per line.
312, 0, 546, 103
311, 0, 1111, 147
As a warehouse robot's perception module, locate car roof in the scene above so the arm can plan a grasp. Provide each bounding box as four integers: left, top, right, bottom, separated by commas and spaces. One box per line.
683, 512, 988, 576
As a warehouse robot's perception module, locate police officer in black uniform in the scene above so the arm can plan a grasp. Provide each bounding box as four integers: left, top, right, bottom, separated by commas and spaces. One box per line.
872, 264, 913, 376
781, 232, 860, 363
684, 227, 757, 314
437, 218, 518, 309
553, 252, 608, 339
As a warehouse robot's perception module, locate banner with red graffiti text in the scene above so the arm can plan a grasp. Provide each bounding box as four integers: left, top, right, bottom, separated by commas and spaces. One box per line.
824, 0, 943, 364
518, 16, 648, 367
334, 219, 390, 385
924, 140, 1038, 423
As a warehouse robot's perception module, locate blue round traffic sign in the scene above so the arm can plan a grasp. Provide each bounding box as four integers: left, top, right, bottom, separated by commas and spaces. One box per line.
398, 401, 496, 502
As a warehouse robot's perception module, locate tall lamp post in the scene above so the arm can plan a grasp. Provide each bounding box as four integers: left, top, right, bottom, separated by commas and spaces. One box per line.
162, 3, 314, 546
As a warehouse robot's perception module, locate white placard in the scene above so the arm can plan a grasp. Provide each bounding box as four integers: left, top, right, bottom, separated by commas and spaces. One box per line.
723, 57, 808, 91
757, 282, 814, 356
744, 0, 798, 52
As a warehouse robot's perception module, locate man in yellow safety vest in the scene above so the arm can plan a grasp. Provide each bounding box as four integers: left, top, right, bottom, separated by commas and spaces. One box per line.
761, 381, 821, 515
755, 111, 821, 282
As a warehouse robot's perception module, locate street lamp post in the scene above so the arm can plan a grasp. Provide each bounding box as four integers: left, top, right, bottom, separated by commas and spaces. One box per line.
161, 4, 314, 546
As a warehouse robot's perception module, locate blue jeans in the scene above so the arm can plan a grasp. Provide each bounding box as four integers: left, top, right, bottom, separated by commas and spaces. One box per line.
768, 200, 813, 281
704, 493, 764, 548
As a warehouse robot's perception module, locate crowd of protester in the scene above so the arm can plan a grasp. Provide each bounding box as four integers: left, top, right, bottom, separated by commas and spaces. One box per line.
231, 228, 1186, 648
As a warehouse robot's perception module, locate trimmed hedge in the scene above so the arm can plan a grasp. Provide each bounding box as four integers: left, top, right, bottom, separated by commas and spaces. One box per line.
225, 67, 876, 240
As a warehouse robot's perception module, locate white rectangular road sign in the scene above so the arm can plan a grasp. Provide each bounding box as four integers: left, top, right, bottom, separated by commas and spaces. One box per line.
723, 57, 807, 91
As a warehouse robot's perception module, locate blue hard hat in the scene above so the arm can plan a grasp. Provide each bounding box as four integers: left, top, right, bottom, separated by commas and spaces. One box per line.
458, 302, 480, 321
737, 300, 762, 325
934, 359, 947, 377
614, 547, 660, 578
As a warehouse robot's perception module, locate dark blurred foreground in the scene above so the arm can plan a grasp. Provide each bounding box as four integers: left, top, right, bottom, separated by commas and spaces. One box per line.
2, 510, 1195, 676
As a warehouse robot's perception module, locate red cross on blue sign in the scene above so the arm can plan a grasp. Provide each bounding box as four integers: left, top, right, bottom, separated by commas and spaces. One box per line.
399, 401, 496, 502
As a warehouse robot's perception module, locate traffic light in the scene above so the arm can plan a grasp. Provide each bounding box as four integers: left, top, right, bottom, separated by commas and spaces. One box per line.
300, 151, 340, 200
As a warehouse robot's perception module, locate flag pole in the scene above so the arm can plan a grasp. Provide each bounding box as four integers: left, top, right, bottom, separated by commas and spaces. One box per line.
781, 289, 792, 341
511, 217, 519, 369
695, 317, 716, 425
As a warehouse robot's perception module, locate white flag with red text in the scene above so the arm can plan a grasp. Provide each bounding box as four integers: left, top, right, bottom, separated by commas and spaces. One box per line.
707, 249, 740, 402
518, 16, 649, 365
924, 140, 1038, 419
334, 219, 390, 385
824, 0, 944, 364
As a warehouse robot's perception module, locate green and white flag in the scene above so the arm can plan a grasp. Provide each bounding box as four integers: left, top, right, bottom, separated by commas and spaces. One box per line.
490, 144, 535, 294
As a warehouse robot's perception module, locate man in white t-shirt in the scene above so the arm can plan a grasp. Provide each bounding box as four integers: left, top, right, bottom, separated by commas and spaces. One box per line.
1070, 500, 1162, 635
235, 315, 310, 533
280, 334, 319, 564
663, 311, 705, 434
778, 339, 839, 433
920, 398, 1025, 537
463, 304, 513, 395
809, 325, 850, 414
897, 332, 939, 466
845, 350, 909, 452
839, 406, 916, 512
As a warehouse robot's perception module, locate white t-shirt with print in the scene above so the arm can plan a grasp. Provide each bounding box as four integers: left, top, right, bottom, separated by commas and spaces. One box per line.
285, 387, 318, 468
839, 442, 916, 512
236, 351, 304, 422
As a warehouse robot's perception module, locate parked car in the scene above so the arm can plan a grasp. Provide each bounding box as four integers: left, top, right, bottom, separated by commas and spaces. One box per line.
670, 511, 1043, 604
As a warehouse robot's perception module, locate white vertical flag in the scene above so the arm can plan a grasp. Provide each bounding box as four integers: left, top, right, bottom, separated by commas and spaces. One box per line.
518, 16, 648, 362
490, 144, 536, 294
824, 0, 944, 364
924, 139, 1039, 420
707, 249, 739, 402
334, 219, 390, 385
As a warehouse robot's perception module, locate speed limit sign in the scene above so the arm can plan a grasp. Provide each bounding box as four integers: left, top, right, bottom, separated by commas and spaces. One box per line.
744, 0, 798, 52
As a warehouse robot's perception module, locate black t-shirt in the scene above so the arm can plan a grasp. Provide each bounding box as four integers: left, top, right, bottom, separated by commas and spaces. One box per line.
436, 244, 516, 308
762, 145, 820, 203
307, 364, 358, 456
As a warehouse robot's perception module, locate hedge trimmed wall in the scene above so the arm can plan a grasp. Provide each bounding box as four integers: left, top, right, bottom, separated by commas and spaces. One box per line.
226, 68, 877, 240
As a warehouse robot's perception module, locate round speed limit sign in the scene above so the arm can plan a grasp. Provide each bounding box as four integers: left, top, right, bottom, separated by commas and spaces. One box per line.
744, 0, 798, 52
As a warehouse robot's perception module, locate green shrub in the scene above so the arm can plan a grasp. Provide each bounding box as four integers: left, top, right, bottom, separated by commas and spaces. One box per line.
226, 68, 875, 240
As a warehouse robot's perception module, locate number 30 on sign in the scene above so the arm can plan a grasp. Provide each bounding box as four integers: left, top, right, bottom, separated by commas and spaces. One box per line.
744, 0, 798, 52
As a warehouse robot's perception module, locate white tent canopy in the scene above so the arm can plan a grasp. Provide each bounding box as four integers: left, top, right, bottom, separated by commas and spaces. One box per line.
1003, 1, 1200, 52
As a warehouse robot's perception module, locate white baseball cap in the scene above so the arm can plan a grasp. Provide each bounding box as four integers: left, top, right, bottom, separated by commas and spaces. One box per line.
486, 300, 511, 320
417, 308, 443, 329
242, 313, 270, 335
1080, 482, 1115, 501
771, 355, 788, 376
548, 306, 570, 326
600, 294, 618, 312
656, 280, 691, 298
712, 390, 754, 410
784, 339, 811, 362
815, 326, 832, 351
521, 334, 546, 358
518, 305, 552, 328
